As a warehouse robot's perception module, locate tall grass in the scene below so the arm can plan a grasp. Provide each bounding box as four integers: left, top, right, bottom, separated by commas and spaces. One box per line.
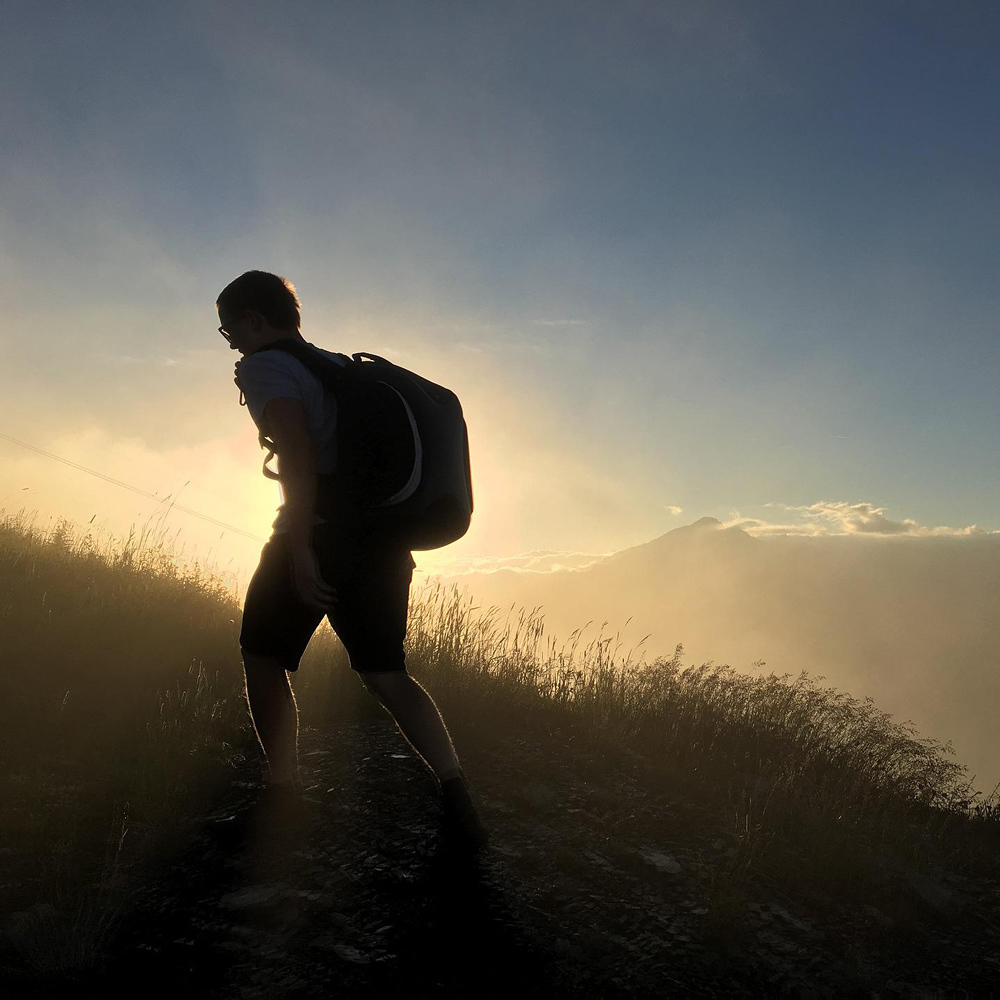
0, 508, 253, 982
401, 579, 980, 812
2, 507, 998, 981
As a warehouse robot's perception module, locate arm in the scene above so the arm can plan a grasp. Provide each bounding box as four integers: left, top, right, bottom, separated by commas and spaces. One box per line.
264, 397, 318, 551
263, 397, 337, 611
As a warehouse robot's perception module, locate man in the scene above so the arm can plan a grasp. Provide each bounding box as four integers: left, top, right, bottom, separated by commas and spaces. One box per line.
217, 270, 487, 852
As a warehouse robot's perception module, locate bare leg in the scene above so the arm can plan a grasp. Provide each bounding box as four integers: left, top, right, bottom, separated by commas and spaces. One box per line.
361, 671, 489, 850
359, 671, 462, 784
242, 652, 301, 787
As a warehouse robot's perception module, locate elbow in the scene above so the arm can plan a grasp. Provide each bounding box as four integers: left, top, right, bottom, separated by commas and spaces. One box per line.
276, 447, 318, 486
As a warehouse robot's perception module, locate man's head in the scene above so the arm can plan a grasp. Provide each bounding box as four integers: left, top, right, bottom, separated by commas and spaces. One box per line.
216, 270, 302, 355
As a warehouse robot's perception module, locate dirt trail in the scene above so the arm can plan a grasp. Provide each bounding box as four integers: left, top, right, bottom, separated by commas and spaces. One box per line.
67, 717, 760, 998
8, 714, 1000, 998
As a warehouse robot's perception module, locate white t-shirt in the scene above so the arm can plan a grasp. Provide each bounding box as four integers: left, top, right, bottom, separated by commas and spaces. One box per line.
237, 342, 348, 534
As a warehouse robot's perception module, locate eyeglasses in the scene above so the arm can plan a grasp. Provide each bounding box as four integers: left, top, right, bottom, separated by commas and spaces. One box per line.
217, 311, 245, 341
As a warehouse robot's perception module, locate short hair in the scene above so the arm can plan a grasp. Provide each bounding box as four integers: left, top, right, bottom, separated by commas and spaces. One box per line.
216, 271, 301, 330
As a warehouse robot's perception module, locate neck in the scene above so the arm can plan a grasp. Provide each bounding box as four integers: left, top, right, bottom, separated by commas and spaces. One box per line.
266, 328, 303, 343
245, 329, 304, 356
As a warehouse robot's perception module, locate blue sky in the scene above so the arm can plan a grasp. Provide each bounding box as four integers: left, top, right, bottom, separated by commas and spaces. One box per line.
2, 0, 999, 584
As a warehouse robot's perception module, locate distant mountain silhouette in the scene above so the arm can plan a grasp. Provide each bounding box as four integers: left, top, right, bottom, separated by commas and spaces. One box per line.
598, 516, 754, 569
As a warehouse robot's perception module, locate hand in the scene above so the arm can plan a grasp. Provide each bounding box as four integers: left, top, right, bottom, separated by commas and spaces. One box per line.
290, 546, 339, 614
233, 360, 242, 388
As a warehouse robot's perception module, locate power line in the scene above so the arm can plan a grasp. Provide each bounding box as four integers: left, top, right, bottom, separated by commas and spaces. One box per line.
0, 431, 267, 543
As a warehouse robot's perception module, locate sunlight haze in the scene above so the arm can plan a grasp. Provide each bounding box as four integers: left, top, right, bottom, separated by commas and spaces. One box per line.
3, 2, 1000, 783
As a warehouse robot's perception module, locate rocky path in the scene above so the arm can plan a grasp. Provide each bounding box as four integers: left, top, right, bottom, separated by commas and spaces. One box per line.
7, 713, 1000, 998
108, 721, 577, 999
76, 717, 768, 999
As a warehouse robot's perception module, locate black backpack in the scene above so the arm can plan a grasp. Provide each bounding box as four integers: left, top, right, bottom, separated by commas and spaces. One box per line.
242, 339, 473, 551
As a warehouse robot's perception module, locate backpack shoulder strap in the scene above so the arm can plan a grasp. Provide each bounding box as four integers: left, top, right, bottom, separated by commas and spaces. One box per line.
253, 339, 350, 384
245, 339, 351, 479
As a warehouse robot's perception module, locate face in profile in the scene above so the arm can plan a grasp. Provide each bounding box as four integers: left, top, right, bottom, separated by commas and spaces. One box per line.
218, 309, 251, 353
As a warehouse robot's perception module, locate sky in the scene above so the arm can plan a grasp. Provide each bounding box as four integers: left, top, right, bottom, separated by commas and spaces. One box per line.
2, 0, 999, 594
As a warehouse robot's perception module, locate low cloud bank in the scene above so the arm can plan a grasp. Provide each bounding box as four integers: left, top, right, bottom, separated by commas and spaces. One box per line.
728, 501, 995, 538
435, 549, 613, 576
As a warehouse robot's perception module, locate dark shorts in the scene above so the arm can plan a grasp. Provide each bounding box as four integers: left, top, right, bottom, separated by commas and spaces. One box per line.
239, 521, 416, 673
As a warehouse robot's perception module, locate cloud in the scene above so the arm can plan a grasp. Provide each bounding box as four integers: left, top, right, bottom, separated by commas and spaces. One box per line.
531, 318, 587, 327
663, 505, 684, 515
723, 517, 829, 537
727, 501, 998, 538
431, 549, 612, 577
793, 501, 915, 534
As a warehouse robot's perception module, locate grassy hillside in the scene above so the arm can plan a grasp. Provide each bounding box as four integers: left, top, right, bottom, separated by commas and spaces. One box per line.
444, 518, 1000, 799
2, 509, 1000, 994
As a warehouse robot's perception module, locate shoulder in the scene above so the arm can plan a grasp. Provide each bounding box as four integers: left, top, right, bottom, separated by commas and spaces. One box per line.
238, 349, 302, 378
237, 351, 313, 399
242, 345, 348, 376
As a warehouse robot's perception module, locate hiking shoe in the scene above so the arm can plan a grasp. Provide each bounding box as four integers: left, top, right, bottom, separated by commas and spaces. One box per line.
440, 776, 490, 853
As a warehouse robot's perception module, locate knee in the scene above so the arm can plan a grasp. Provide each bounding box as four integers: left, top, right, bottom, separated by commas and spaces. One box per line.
359, 670, 412, 701
242, 651, 290, 683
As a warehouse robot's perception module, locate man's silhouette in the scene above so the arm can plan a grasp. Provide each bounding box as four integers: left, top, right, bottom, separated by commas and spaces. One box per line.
217, 270, 487, 852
